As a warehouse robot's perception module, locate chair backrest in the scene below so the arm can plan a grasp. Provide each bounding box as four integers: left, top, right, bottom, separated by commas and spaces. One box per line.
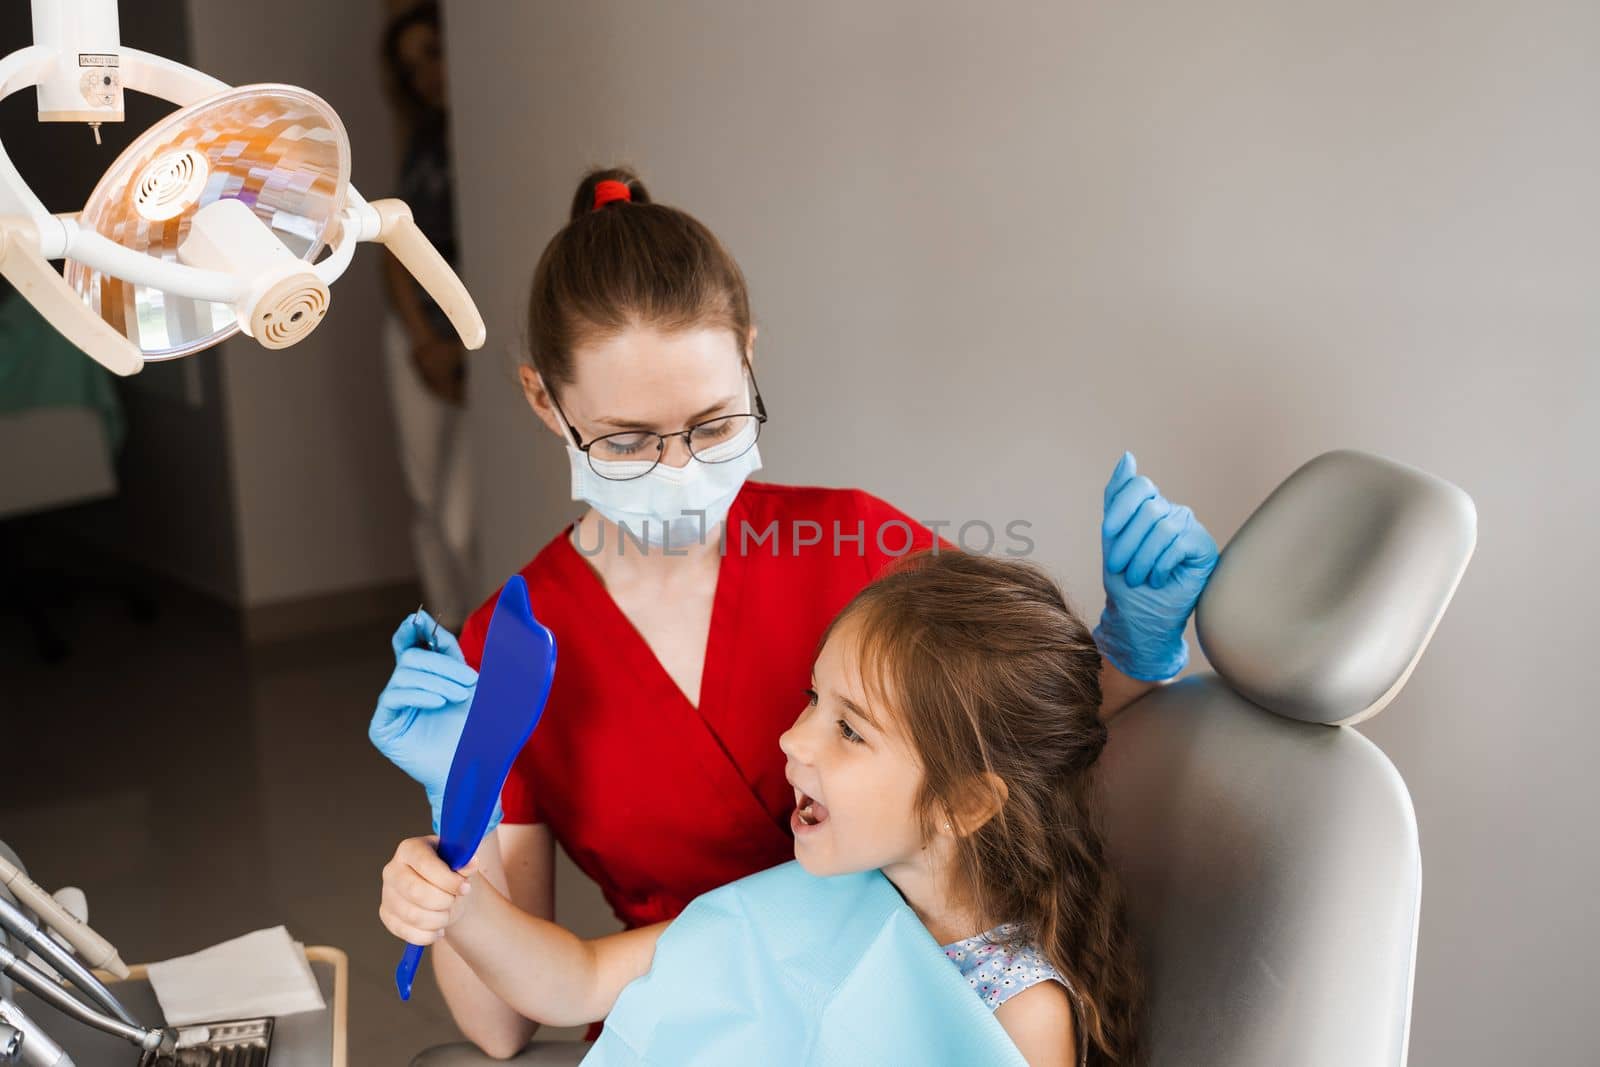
1099, 450, 1475, 1066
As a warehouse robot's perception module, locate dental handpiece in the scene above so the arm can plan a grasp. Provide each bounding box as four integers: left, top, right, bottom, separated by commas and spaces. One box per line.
0, 995, 70, 1067
0, 858, 126, 981
0, 948, 172, 1057
0, 897, 135, 1027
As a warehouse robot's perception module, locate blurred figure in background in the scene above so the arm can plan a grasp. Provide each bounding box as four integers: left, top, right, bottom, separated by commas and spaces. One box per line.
380, 1, 476, 628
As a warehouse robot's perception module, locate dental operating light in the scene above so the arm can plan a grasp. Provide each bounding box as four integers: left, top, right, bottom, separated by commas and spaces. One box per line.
0, 0, 486, 376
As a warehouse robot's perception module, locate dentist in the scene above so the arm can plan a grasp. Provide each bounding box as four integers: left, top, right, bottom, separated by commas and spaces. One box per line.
371, 167, 1217, 1057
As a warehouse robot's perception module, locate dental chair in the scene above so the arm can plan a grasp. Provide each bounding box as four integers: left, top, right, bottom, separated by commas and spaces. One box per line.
413, 449, 1474, 1067
1099, 449, 1475, 1066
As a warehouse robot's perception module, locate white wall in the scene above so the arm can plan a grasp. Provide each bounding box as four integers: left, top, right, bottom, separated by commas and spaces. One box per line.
186, 0, 415, 608
445, 3, 1598, 1062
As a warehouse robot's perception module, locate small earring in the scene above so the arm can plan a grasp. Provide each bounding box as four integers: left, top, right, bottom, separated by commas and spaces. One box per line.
944, 822, 953, 832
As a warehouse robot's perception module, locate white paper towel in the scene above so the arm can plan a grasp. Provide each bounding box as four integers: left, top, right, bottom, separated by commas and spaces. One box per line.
146, 925, 326, 1026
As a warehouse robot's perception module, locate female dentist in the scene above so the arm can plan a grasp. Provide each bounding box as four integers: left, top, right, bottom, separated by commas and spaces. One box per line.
372, 168, 1217, 1057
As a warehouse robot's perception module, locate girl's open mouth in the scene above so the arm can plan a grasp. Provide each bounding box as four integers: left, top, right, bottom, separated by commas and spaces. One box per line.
792, 789, 830, 832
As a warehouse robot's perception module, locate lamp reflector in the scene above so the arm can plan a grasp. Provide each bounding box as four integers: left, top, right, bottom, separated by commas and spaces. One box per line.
64, 83, 351, 360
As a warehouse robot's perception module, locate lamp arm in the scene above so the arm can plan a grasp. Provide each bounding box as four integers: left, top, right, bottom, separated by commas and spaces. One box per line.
0, 216, 142, 375
116, 46, 227, 105
364, 198, 486, 349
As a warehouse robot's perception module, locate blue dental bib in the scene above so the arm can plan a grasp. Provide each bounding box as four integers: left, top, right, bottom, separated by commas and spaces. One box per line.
584, 862, 1026, 1066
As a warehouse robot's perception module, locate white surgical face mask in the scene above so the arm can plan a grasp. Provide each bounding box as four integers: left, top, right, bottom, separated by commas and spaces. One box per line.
549, 387, 762, 547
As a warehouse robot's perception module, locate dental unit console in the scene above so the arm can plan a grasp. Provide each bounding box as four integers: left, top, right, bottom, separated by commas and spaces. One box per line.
1, 843, 280, 1066
0, 0, 486, 377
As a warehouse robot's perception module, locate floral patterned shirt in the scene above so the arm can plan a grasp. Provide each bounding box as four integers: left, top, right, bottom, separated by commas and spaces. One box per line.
942, 922, 1087, 1066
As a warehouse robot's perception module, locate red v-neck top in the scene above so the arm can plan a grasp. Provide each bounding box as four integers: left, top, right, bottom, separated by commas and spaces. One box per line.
457, 481, 942, 929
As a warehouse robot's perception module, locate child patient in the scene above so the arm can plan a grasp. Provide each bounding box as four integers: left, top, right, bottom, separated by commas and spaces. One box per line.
381, 550, 1145, 1065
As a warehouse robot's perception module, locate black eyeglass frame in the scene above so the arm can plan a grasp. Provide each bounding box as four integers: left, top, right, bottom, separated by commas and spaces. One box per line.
548, 357, 769, 481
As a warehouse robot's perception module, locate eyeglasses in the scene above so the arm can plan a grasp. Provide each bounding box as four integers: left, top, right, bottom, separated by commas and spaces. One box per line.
551, 359, 768, 481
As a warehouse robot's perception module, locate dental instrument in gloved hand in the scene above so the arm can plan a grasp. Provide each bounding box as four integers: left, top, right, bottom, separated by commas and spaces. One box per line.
414, 603, 441, 651
0, 854, 127, 980
369, 607, 493, 835
395, 576, 557, 1001
1093, 451, 1220, 681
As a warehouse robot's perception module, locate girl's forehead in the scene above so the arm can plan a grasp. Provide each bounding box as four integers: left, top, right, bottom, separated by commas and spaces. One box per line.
816, 621, 865, 683
818, 621, 901, 733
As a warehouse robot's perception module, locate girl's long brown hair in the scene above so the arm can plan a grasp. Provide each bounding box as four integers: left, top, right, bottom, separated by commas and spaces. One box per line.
826, 550, 1145, 1065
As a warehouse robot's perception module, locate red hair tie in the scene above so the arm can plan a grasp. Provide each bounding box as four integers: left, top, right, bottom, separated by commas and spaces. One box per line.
592, 180, 632, 211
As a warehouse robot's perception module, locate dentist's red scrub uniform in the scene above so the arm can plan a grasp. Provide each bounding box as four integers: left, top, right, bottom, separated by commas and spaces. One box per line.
458, 481, 943, 930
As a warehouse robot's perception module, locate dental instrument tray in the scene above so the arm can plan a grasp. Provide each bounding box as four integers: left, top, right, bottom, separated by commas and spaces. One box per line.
136, 1016, 273, 1066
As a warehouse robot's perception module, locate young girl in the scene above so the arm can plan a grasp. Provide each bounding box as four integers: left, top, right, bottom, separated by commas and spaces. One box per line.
381, 550, 1145, 1065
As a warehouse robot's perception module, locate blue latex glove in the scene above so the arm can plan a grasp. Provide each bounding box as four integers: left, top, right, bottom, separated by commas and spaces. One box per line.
368, 609, 501, 834
1093, 452, 1220, 682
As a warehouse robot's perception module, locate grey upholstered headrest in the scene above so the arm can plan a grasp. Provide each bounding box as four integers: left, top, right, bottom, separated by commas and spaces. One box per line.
1196, 450, 1476, 727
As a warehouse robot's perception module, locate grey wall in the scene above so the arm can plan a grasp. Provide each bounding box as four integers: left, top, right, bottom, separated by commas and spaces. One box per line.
444, 2, 1597, 1063
186, 0, 415, 608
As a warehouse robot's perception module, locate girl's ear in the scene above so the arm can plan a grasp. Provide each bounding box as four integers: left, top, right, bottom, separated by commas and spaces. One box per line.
946, 773, 1009, 837
520, 365, 570, 442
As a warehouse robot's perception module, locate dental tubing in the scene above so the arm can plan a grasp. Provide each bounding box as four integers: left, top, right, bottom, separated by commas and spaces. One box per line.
0, 855, 127, 980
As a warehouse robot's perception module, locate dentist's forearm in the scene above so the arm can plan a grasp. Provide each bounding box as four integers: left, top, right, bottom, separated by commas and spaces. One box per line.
430, 828, 548, 1058
447, 883, 667, 1028
445, 876, 602, 1027
1098, 656, 1157, 724
433, 935, 538, 1058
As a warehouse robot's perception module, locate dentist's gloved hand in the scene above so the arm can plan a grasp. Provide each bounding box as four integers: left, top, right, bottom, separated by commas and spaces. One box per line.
368, 609, 501, 834
1093, 452, 1220, 682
